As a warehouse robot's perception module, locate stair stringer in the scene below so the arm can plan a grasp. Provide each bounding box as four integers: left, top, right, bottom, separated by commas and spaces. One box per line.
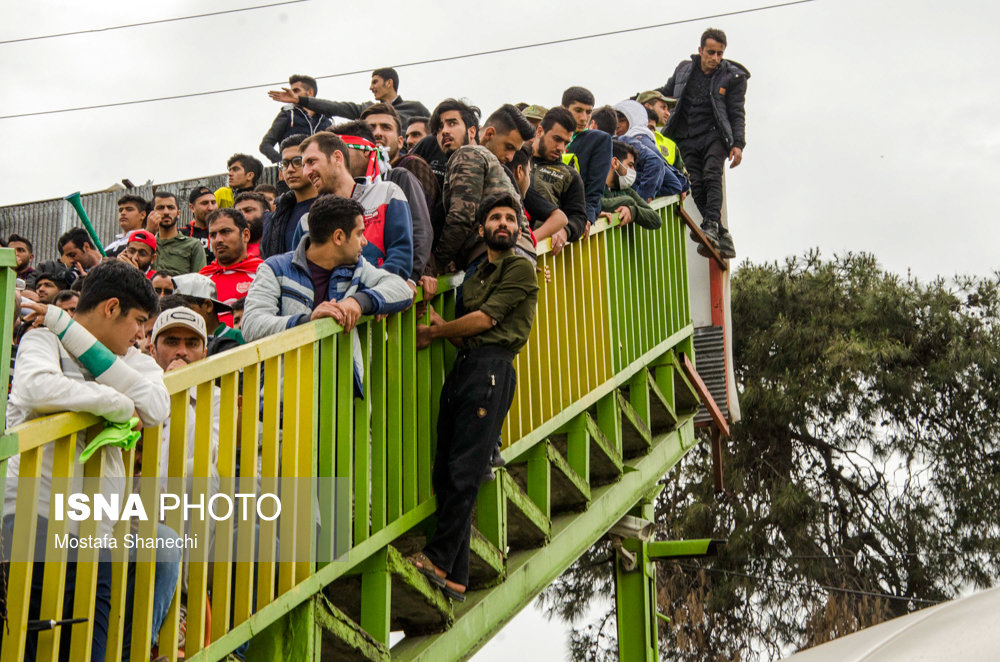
390, 415, 697, 662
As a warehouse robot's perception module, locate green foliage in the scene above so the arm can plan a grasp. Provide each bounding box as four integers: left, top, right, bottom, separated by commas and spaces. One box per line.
542, 251, 1000, 660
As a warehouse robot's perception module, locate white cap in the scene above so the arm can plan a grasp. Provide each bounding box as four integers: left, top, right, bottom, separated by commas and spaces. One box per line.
151, 306, 207, 344
172, 273, 232, 313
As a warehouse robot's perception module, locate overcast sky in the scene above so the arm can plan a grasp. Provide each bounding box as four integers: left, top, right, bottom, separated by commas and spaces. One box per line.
1, 0, 997, 657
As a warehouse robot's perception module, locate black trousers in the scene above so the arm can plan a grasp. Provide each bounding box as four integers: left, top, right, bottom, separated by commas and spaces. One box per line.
679, 131, 729, 227
424, 345, 516, 587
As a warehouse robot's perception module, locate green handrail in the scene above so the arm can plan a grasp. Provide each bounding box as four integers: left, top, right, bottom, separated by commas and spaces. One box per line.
0, 197, 694, 661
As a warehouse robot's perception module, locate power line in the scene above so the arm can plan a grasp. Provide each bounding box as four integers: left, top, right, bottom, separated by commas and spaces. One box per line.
0, 0, 817, 121
673, 562, 942, 606
0, 0, 309, 45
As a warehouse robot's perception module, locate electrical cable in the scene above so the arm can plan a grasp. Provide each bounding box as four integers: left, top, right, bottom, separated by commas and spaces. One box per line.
0, 0, 309, 45
0, 0, 817, 120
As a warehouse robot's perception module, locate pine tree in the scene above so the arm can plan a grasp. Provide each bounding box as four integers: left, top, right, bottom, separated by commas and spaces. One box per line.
540, 251, 1000, 660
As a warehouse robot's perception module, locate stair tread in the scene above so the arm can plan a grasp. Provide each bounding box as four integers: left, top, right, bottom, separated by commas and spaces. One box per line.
325, 545, 454, 636
616, 390, 653, 458
501, 469, 550, 549
672, 356, 701, 413
582, 412, 624, 485
316, 595, 390, 662
544, 442, 591, 511
507, 440, 591, 513
391, 525, 504, 590
647, 368, 678, 433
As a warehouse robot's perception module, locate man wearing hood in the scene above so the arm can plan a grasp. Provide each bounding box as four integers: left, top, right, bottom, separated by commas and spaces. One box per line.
658, 28, 749, 259
613, 100, 682, 202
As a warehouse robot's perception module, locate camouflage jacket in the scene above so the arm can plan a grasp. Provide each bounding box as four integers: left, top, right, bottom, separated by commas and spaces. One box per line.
437, 145, 535, 271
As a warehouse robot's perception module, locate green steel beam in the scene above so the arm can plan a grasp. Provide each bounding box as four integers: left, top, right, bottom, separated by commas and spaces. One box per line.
615, 538, 657, 662
646, 539, 727, 561
390, 417, 697, 662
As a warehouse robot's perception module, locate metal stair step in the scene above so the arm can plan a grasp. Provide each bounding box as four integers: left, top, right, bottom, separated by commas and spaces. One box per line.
549, 412, 623, 487
324, 545, 454, 637
507, 441, 590, 513
316, 594, 390, 662
646, 367, 678, 433
672, 355, 701, 413
616, 390, 653, 458
390, 526, 505, 590
500, 469, 550, 549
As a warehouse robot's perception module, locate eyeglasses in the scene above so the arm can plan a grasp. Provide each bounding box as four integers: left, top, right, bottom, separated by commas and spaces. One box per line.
278, 156, 303, 170
154, 288, 174, 295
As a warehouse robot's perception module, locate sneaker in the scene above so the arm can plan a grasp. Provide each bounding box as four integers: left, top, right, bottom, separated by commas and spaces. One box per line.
717, 230, 736, 259
699, 221, 720, 246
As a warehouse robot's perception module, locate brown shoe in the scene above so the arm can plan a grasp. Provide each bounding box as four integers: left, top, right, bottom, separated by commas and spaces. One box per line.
406, 552, 446, 587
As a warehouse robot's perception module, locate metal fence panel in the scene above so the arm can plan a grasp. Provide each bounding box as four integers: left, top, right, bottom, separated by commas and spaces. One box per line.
0, 166, 279, 262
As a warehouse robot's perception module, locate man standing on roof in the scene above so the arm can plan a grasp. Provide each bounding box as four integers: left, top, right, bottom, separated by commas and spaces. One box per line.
658, 28, 749, 259
268, 67, 431, 125
259, 74, 332, 164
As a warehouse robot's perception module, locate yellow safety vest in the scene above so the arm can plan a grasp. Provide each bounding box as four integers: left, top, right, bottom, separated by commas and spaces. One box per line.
561, 152, 580, 172
654, 131, 678, 167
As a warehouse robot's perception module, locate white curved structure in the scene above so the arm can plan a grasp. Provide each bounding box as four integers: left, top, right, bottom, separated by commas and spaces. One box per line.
782, 587, 1000, 661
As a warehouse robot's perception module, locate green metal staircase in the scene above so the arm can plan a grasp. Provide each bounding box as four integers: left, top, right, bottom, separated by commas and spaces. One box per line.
237, 197, 708, 662
0, 197, 714, 662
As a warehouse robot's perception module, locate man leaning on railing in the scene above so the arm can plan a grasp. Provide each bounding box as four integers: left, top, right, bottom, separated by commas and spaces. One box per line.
408, 191, 539, 602
241, 195, 413, 393
1, 261, 182, 661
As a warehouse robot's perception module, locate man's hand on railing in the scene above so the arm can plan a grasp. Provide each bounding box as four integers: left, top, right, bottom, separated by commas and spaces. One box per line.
165, 358, 189, 372
310, 298, 363, 332
614, 206, 633, 226
581, 221, 592, 241
551, 228, 569, 255
420, 275, 438, 300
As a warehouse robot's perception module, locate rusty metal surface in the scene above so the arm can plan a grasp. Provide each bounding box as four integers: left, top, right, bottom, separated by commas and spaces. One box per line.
0, 166, 279, 262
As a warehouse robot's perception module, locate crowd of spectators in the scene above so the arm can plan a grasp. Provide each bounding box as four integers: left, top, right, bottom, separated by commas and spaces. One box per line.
0, 27, 748, 660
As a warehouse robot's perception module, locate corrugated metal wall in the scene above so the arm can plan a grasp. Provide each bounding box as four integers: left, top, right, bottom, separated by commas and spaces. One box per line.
693, 325, 730, 424
0, 167, 279, 262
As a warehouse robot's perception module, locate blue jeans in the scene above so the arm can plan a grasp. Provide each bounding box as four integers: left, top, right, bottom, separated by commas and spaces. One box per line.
1, 516, 181, 662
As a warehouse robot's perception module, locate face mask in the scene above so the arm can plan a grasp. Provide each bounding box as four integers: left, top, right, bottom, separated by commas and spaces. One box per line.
618, 167, 637, 189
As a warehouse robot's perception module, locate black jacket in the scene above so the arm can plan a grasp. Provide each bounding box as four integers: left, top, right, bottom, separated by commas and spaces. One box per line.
297, 95, 431, 124
659, 56, 750, 151
565, 129, 613, 223
261, 191, 304, 258
259, 106, 332, 164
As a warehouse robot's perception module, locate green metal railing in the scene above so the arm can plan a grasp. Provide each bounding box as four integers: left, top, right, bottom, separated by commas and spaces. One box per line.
0, 196, 695, 661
